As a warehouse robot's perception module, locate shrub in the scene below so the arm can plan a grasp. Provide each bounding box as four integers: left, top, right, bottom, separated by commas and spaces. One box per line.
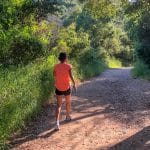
0, 55, 56, 147
106, 57, 122, 68
137, 44, 150, 68
10, 37, 43, 65
78, 48, 106, 79
132, 60, 150, 80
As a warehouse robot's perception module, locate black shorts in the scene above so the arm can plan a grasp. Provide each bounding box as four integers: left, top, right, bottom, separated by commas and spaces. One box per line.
55, 88, 71, 96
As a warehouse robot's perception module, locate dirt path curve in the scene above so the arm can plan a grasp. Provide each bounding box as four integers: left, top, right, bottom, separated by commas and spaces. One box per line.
10, 68, 150, 150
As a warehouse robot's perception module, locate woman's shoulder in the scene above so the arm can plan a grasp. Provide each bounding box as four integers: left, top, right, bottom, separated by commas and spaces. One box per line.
54, 63, 72, 69
54, 63, 60, 69
65, 63, 72, 69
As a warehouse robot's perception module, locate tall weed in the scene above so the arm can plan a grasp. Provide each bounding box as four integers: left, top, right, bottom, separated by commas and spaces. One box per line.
0, 55, 56, 146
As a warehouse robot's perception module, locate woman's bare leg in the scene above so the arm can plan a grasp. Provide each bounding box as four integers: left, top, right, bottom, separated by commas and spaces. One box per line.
65, 94, 71, 117
56, 95, 62, 123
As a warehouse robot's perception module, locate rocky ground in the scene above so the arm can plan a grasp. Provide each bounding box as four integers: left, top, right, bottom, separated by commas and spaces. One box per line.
10, 68, 150, 150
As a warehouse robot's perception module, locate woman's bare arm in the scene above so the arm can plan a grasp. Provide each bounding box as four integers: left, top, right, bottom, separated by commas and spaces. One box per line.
69, 69, 77, 92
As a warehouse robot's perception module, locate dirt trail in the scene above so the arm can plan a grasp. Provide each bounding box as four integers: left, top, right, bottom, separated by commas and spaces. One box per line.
10, 68, 150, 150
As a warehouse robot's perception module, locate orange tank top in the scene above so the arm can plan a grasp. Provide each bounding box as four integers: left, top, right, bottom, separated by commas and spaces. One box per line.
54, 63, 72, 91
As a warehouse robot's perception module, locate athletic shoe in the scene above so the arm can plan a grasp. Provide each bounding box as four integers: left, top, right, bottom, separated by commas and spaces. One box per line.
55, 124, 60, 131
65, 116, 72, 122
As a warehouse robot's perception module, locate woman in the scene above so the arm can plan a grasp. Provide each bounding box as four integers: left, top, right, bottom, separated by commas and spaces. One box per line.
53, 52, 76, 130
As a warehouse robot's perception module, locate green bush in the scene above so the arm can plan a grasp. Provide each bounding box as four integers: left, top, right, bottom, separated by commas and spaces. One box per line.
0, 55, 56, 147
106, 57, 122, 68
132, 60, 150, 80
136, 12, 150, 67
78, 48, 106, 79
125, 2, 150, 70
137, 44, 150, 68
79, 62, 106, 79
10, 37, 43, 65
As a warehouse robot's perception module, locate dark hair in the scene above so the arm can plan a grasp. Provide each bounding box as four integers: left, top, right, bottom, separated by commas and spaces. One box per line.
58, 52, 67, 62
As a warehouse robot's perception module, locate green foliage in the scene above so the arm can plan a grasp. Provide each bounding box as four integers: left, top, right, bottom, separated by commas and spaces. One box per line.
84, 0, 117, 21
0, 55, 56, 147
132, 60, 150, 80
124, 0, 150, 68
79, 62, 106, 79
78, 48, 106, 78
123, 0, 150, 79
106, 57, 122, 68
0, 0, 76, 66
76, 11, 95, 31
0, 18, 53, 66
75, 1, 133, 66
136, 12, 150, 67
10, 37, 43, 65
52, 24, 90, 58
137, 43, 150, 67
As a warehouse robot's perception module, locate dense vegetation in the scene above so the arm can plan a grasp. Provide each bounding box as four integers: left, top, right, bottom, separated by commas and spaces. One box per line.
124, 0, 150, 79
0, 0, 149, 148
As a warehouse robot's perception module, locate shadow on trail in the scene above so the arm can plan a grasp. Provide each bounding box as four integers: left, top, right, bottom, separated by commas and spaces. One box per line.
9, 68, 150, 149
106, 126, 150, 150
9, 99, 110, 148
9, 105, 56, 147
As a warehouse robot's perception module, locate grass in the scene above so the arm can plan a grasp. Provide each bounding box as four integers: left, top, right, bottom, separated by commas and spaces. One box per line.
132, 60, 150, 80
79, 61, 106, 80
0, 55, 56, 148
106, 57, 122, 68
